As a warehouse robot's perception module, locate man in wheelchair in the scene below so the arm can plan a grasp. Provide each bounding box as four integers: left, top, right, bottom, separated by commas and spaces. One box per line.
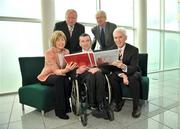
71, 33, 112, 119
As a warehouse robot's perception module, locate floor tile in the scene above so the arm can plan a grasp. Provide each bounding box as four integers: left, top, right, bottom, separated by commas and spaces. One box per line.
126, 118, 172, 129
0, 124, 8, 129
43, 110, 79, 129
141, 102, 165, 117
151, 110, 180, 129
149, 96, 178, 110
0, 69, 179, 129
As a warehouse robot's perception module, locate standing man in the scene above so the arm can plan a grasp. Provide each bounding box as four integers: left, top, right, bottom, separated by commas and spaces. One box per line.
54, 9, 85, 53
91, 10, 117, 50
109, 27, 141, 118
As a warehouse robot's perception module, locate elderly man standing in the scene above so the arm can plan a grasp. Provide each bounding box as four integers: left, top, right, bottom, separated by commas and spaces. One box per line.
91, 10, 117, 50
54, 9, 85, 53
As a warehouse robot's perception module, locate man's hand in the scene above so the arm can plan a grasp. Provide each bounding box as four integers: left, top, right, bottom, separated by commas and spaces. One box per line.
76, 65, 88, 75
88, 67, 100, 74
112, 60, 126, 69
119, 73, 129, 85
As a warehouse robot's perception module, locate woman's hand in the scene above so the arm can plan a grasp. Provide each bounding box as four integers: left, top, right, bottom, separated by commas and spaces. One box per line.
65, 62, 77, 72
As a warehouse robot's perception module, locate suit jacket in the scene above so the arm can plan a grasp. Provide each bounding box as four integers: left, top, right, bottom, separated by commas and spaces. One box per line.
54, 21, 85, 53
91, 22, 117, 50
99, 43, 141, 77
121, 43, 140, 76
37, 47, 69, 81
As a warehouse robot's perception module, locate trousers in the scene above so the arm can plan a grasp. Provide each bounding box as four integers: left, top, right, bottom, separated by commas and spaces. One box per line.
77, 71, 106, 106
40, 75, 71, 113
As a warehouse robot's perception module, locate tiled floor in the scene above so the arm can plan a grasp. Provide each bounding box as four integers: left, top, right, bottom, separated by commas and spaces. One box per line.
0, 69, 180, 129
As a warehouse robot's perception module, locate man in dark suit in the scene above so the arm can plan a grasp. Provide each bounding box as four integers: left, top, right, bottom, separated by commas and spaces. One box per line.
54, 9, 85, 53
91, 10, 117, 50
70, 33, 110, 119
109, 27, 141, 118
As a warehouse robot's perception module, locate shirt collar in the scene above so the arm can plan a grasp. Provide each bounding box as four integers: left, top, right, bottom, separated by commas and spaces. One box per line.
82, 48, 93, 52
118, 44, 126, 52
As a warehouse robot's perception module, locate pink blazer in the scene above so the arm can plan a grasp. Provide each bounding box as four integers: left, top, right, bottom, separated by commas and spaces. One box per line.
37, 47, 69, 81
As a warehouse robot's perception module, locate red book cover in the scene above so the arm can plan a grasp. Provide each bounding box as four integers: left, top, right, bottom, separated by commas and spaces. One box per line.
64, 52, 96, 67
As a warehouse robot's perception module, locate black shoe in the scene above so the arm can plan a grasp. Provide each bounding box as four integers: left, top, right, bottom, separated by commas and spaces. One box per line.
57, 113, 69, 120
132, 106, 141, 118
55, 110, 69, 120
92, 108, 109, 120
66, 107, 71, 113
114, 100, 125, 112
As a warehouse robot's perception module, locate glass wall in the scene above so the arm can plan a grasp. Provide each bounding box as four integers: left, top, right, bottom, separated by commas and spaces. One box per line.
147, 0, 180, 72
165, 0, 179, 31
101, 0, 134, 27
164, 32, 180, 69
0, 0, 41, 18
147, 31, 160, 72
0, 0, 42, 93
147, 0, 160, 29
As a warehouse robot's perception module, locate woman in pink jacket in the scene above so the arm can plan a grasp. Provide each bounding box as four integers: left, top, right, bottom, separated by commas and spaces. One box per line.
38, 31, 77, 119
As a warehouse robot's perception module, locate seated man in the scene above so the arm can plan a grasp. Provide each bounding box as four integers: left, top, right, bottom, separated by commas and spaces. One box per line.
71, 33, 109, 119
109, 27, 141, 118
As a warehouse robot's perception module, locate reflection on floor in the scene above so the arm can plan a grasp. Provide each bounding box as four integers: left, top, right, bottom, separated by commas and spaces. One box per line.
0, 69, 180, 129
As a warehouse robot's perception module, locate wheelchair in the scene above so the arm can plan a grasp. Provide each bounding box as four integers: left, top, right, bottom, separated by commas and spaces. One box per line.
71, 74, 114, 126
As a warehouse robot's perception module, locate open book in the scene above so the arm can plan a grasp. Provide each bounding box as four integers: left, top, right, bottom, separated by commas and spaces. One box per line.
94, 49, 119, 65
64, 52, 96, 67
64, 49, 119, 67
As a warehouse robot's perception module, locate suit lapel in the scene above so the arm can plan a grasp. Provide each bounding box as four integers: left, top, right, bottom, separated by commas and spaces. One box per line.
104, 23, 109, 45
96, 26, 100, 42
64, 22, 71, 38
122, 44, 129, 63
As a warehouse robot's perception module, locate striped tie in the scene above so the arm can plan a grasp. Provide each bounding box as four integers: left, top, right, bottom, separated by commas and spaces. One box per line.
118, 49, 122, 60
69, 26, 73, 37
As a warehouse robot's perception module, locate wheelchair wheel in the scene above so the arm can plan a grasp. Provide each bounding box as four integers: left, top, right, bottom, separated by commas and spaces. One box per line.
80, 113, 87, 126
71, 79, 80, 115
107, 107, 114, 121
105, 74, 111, 104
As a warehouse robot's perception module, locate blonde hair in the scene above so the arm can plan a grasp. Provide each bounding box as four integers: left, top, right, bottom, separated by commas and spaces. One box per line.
51, 31, 67, 47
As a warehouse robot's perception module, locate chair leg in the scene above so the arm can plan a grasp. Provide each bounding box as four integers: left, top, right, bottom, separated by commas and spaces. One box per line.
41, 110, 45, 116
22, 104, 25, 111
22, 104, 25, 115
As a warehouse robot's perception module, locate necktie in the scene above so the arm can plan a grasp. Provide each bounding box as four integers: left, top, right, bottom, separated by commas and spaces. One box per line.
118, 49, 122, 61
69, 26, 73, 37
100, 28, 105, 48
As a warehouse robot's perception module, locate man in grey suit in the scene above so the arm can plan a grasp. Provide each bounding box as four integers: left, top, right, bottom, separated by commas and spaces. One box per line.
91, 11, 117, 50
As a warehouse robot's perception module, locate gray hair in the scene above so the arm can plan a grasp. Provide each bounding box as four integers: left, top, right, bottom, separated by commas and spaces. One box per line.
113, 27, 127, 37
65, 9, 77, 18
96, 10, 107, 19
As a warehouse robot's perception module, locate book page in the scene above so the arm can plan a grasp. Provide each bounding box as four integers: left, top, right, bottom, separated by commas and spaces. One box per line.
94, 49, 119, 65
64, 52, 96, 67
